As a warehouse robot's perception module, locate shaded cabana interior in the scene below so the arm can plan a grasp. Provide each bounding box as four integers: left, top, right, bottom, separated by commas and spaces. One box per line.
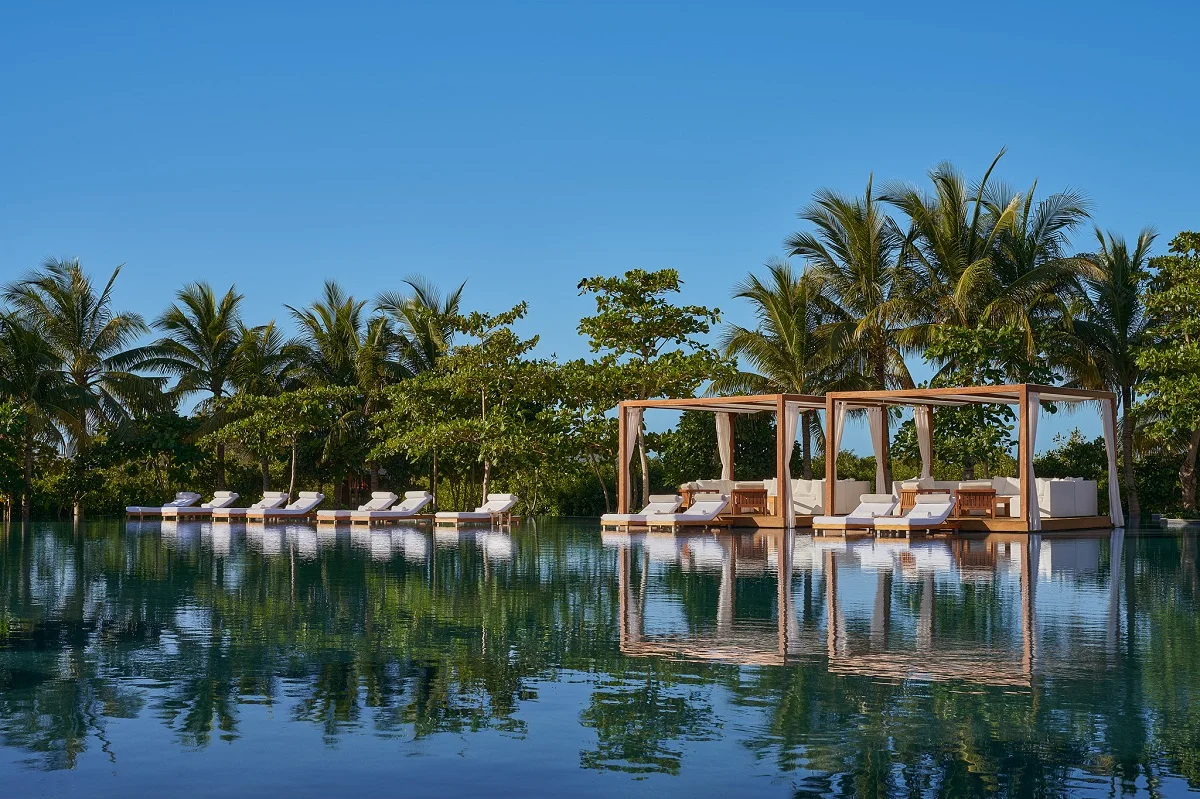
617, 384, 1123, 533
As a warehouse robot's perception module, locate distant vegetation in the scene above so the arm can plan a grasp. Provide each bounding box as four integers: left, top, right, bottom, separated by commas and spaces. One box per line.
2, 152, 1198, 520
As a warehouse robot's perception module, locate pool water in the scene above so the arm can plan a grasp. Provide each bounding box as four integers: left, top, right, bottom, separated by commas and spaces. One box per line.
0, 520, 1197, 797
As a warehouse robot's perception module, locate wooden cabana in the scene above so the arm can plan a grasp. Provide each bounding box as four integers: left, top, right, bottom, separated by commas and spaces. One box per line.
824, 385, 1123, 533
616, 394, 825, 528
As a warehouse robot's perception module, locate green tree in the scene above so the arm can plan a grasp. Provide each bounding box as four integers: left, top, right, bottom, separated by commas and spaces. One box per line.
3, 259, 164, 518
1071, 227, 1157, 519
1138, 231, 1200, 512
138, 282, 245, 490
577, 269, 727, 507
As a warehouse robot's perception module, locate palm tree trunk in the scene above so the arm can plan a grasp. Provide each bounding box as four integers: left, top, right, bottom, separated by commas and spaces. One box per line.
481, 459, 491, 507
21, 432, 33, 523
431, 448, 438, 507
1181, 430, 1200, 514
875, 354, 891, 490
1121, 384, 1139, 520
801, 411, 813, 480
215, 442, 227, 491
261, 457, 271, 492
288, 443, 298, 501
369, 463, 380, 493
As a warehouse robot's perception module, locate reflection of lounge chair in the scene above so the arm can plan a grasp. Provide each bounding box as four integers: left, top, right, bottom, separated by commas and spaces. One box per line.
351, 491, 434, 525
600, 494, 684, 530
812, 494, 898, 533
246, 491, 325, 521
163, 491, 240, 519
645, 495, 731, 531
434, 494, 518, 527
873, 494, 957, 537
317, 491, 398, 524
126, 492, 201, 518
213, 492, 290, 521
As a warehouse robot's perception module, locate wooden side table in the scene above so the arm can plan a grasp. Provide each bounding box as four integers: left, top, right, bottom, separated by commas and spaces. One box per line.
899, 486, 941, 513
730, 487, 767, 516
954, 487, 997, 518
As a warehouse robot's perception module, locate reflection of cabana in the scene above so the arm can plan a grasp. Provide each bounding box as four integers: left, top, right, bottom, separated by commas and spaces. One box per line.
616, 394, 826, 528
824, 385, 1123, 533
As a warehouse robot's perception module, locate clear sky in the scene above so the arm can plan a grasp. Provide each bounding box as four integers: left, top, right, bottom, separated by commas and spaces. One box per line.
2, 0, 1194, 453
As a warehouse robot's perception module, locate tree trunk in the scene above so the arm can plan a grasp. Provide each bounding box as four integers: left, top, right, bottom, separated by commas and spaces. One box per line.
341, 475, 351, 508
801, 411, 813, 480
481, 459, 491, 507
261, 457, 271, 492
73, 499, 83, 523
369, 463, 380, 493
875, 355, 891, 490
288, 443, 298, 502
431, 448, 438, 507
21, 432, 33, 523
215, 442, 227, 491
1181, 430, 1200, 514
588, 451, 612, 513
1121, 384, 1139, 520
637, 426, 650, 510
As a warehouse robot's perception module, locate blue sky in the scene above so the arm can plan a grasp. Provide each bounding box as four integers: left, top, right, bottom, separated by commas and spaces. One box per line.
2, 0, 1194, 453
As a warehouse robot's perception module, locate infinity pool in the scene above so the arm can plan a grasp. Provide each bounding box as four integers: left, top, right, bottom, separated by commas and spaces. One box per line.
0, 520, 1197, 797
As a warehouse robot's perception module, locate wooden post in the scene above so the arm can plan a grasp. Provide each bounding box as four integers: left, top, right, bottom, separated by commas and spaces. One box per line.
776, 395, 787, 524
617, 402, 629, 514
825, 395, 836, 517
879, 403, 890, 494
1018, 386, 1029, 528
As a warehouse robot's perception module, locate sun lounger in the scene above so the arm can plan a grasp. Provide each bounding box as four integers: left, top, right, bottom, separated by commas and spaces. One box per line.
350, 491, 434, 525
873, 493, 957, 537
212, 491, 290, 521
317, 491, 398, 524
126, 492, 202, 518
812, 494, 899, 533
162, 491, 240, 519
600, 494, 684, 530
644, 495, 731, 531
434, 493, 518, 527
246, 491, 325, 521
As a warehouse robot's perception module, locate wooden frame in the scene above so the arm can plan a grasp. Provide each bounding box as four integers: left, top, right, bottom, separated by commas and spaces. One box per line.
824, 384, 1118, 532
616, 394, 825, 526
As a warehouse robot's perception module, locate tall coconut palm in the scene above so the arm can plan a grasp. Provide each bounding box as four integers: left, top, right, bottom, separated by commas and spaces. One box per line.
288, 281, 402, 499
0, 313, 76, 521
786, 177, 914, 488
3, 258, 163, 518
713, 259, 843, 478
376, 276, 465, 377
138, 283, 244, 490
1068, 227, 1157, 520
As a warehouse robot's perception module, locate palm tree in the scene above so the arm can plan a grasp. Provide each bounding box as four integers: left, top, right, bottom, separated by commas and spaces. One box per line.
377, 276, 465, 377
138, 283, 245, 490
230, 321, 296, 490
3, 258, 163, 518
376, 277, 465, 500
713, 259, 841, 478
1069, 227, 1157, 520
288, 281, 402, 500
786, 177, 914, 488
0, 313, 76, 521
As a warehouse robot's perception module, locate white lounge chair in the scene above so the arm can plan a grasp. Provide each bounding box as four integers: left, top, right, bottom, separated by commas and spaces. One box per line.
351, 491, 434, 525
212, 491, 290, 521
126, 492, 202, 518
246, 491, 325, 521
600, 494, 684, 530
812, 494, 899, 533
162, 491, 240, 519
873, 493, 957, 537
644, 495, 731, 531
317, 491, 398, 524
434, 493, 518, 527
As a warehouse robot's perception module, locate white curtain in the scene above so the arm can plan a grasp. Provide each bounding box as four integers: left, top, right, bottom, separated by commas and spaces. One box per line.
623, 407, 643, 510
715, 412, 734, 481
914, 405, 933, 478
830, 402, 847, 480
1101, 398, 1125, 527
782, 403, 801, 527
867, 407, 886, 493
1026, 392, 1041, 531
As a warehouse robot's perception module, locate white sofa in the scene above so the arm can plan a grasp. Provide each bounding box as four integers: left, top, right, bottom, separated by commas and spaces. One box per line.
764, 478, 871, 516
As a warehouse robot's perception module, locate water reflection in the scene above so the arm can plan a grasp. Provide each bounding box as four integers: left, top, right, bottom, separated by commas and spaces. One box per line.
0, 520, 1197, 797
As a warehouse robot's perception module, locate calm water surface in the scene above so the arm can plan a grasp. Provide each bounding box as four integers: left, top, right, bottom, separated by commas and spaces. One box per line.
0, 519, 1198, 798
